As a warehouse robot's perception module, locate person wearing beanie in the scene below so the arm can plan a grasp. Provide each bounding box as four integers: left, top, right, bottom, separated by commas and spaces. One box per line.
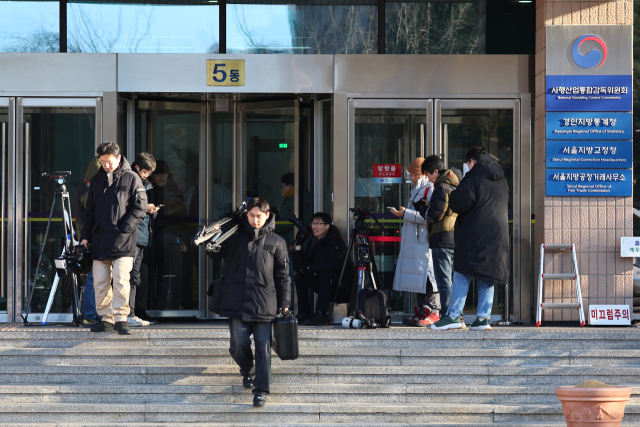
74, 156, 102, 327
390, 158, 441, 327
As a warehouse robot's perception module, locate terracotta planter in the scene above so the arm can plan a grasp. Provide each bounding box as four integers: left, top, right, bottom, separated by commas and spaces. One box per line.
556, 386, 632, 426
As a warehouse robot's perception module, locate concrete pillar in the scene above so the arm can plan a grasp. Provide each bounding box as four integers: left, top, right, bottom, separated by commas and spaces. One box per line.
534, 0, 634, 322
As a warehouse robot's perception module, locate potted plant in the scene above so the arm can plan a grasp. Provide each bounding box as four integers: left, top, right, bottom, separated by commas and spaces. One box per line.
556, 380, 632, 426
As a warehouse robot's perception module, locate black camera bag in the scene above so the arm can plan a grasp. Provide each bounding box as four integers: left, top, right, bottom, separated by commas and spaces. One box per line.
207, 276, 224, 315
358, 288, 391, 328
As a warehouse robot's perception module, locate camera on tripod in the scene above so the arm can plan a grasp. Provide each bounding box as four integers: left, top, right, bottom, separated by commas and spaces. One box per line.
42, 171, 71, 186
55, 244, 92, 277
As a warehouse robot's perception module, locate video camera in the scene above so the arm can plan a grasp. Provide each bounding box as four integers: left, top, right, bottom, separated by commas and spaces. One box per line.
55, 244, 92, 277
289, 214, 311, 244
42, 171, 71, 188
349, 207, 389, 236
193, 202, 248, 250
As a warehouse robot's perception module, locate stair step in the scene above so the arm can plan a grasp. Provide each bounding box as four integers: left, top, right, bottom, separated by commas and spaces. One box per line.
3, 383, 640, 405
0, 402, 637, 424
0, 402, 602, 424
0, 423, 574, 427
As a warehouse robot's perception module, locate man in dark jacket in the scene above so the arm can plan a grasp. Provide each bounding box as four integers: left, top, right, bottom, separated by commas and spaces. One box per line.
420, 156, 461, 323
128, 152, 160, 327
292, 212, 354, 326
206, 198, 290, 408
431, 147, 509, 332
74, 156, 102, 327
80, 142, 148, 335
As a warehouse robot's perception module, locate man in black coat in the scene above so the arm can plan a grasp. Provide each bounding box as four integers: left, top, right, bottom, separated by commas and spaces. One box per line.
80, 142, 148, 335
292, 212, 354, 326
431, 147, 509, 332
206, 198, 290, 407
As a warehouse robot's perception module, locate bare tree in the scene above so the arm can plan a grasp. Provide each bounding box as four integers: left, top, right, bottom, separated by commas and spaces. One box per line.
386, 2, 478, 54
67, 4, 154, 53
7, 27, 59, 53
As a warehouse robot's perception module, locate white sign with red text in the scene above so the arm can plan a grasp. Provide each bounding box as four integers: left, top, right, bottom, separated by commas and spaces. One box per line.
589, 304, 631, 325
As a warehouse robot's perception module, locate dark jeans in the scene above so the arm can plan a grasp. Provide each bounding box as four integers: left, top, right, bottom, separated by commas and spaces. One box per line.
416, 278, 440, 313
229, 318, 272, 396
431, 247, 454, 316
295, 270, 351, 315
129, 246, 145, 318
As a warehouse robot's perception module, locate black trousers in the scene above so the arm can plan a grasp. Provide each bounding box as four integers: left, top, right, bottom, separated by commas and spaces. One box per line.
129, 246, 145, 318
228, 318, 272, 395
295, 270, 351, 315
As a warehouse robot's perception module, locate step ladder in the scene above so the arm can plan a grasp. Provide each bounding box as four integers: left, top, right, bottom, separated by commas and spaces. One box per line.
536, 243, 585, 327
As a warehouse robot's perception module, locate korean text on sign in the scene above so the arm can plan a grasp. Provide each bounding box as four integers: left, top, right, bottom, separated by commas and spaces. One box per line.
207, 60, 245, 86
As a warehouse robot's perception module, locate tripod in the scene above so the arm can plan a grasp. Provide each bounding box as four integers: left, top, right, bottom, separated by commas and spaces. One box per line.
329, 208, 389, 319
22, 172, 83, 326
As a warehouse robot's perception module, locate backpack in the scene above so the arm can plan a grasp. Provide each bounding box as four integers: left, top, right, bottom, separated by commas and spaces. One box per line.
357, 288, 391, 328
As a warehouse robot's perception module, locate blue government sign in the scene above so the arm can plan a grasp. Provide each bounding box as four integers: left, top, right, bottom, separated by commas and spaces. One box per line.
546, 140, 632, 169
546, 168, 631, 197
546, 112, 631, 140
546, 75, 632, 112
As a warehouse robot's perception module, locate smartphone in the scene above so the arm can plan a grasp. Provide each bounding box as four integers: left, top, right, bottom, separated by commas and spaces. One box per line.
387, 207, 397, 212
158, 204, 164, 208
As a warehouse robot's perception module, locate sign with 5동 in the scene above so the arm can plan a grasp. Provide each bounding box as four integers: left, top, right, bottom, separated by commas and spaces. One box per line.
207, 60, 245, 86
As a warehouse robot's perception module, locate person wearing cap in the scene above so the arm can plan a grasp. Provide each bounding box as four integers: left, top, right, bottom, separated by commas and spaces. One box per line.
74, 156, 102, 327
389, 158, 440, 327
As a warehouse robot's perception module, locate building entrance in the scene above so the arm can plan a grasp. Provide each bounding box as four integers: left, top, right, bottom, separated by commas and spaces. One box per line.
351, 98, 530, 322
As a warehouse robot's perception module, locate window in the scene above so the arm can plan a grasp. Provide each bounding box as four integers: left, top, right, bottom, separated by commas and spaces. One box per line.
385, 2, 478, 54
68, 1, 219, 53
0, 1, 59, 53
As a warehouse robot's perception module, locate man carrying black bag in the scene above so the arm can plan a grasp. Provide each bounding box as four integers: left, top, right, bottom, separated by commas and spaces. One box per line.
206, 197, 290, 407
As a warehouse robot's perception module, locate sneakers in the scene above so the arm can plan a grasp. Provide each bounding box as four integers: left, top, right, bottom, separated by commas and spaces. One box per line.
133, 316, 151, 326
430, 315, 463, 330
253, 393, 266, 407
469, 317, 492, 331
82, 316, 102, 328
114, 321, 132, 335
90, 320, 114, 333
304, 312, 330, 326
416, 311, 440, 326
127, 317, 142, 327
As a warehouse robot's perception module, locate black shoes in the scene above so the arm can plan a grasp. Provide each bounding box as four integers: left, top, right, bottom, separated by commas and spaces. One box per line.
90, 321, 114, 333
304, 312, 330, 326
114, 321, 132, 335
242, 374, 254, 389
253, 393, 266, 407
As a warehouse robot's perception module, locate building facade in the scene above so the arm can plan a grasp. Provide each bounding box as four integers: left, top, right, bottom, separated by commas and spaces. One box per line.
0, 0, 633, 325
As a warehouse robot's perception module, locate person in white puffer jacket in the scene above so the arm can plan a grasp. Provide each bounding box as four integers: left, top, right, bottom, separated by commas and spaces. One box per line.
390, 158, 440, 327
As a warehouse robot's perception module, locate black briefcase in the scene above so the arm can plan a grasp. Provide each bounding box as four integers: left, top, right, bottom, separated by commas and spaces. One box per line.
272, 313, 299, 360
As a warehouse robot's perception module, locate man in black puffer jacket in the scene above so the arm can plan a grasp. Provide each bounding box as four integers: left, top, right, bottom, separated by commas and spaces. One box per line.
80, 142, 148, 336
431, 148, 509, 332
206, 198, 290, 408
292, 212, 354, 326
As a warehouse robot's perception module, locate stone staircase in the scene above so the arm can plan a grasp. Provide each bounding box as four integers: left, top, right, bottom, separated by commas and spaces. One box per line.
0, 324, 639, 426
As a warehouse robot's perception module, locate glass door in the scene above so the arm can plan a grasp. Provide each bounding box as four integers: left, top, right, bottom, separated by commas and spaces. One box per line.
137, 100, 203, 318
18, 98, 99, 323
436, 99, 521, 322
239, 100, 303, 244
352, 100, 430, 318
0, 98, 8, 322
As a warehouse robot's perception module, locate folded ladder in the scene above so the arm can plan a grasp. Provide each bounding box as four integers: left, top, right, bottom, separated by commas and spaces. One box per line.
536, 243, 585, 327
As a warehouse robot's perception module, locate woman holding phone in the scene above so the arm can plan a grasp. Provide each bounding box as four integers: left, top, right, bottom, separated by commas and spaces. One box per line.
389, 158, 440, 327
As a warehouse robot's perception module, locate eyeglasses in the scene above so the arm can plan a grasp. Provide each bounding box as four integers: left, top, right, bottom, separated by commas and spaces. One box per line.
404, 170, 424, 180
311, 222, 327, 227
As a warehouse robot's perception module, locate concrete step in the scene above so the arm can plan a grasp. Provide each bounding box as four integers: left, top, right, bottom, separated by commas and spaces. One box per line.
0, 364, 638, 386
0, 423, 575, 427
0, 402, 638, 424
0, 402, 619, 424
2, 327, 640, 349
5, 346, 639, 366
2, 383, 640, 405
